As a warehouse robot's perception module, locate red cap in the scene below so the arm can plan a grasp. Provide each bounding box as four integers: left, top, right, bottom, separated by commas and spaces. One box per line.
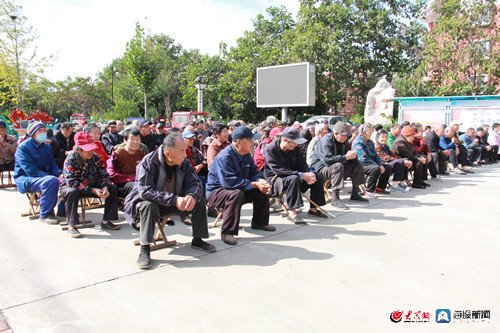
74, 132, 98, 151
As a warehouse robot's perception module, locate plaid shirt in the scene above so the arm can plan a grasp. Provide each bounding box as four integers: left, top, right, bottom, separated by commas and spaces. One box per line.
60, 151, 111, 195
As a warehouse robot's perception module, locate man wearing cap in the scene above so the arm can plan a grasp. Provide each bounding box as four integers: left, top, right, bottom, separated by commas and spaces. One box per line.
124, 133, 216, 269
264, 127, 327, 223
138, 120, 157, 152
14, 121, 62, 224
206, 126, 275, 245
195, 119, 209, 142
101, 121, 124, 155
54, 122, 75, 168
391, 126, 428, 188
0, 121, 18, 172
59, 131, 120, 238
310, 121, 368, 210
154, 123, 167, 148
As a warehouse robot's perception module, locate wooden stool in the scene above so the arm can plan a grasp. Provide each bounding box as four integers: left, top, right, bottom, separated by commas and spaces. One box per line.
209, 209, 224, 228
0, 170, 15, 188
133, 216, 177, 251
21, 192, 41, 220
60, 197, 96, 231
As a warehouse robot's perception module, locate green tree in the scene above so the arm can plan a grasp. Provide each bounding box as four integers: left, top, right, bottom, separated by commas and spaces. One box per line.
417, 0, 500, 95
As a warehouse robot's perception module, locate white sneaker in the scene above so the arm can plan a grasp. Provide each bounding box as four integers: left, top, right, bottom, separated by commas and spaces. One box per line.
364, 191, 377, 198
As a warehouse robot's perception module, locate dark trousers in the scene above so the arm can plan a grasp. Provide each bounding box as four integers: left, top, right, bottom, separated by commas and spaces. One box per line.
60, 184, 119, 226
117, 182, 135, 199
446, 149, 459, 168
433, 152, 447, 174
467, 147, 482, 163
458, 145, 472, 166
364, 164, 391, 192
490, 145, 499, 162
384, 159, 407, 182
137, 197, 209, 245
208, 188, 269, 235
319, 159, 365, 190
0, 161, 14, 172
421, 158, 438, 179
271, 174, 326, 210
411, 160, 425, 185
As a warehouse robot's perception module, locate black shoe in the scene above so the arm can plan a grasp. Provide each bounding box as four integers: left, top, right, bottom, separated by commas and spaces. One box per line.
421, 181, 431, 187
412, 184, 426, 189
307, 209, 328, 218
350, 194, 369, 202
101, 221, 121, 230
439, 172, 450, 175
137, 245, 151, 269
181, 216, 192, 225
251, 225, 276, 232
191, 238, 216, 252
207, 207, 219, 218
56, 210, 66, 217
166, 218, 175, 226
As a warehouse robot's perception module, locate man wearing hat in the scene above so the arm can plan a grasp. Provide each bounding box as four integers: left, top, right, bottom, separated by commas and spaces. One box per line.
14, 121, 62, 224
206, 126, 276, 245
124, 133, 216, 269
0, 121, 18, 172
310, 121, 368, 210
154, 122, 167, 148
264, 127, 327, 223
101, 121, 124, 155
391, 126, 428, 188
138, 120, 157, 152
54, 122, 75, 168
59, 131, 120, 238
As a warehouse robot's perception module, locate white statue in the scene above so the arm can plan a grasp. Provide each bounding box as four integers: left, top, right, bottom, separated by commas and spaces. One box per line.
364, 77, 395, 125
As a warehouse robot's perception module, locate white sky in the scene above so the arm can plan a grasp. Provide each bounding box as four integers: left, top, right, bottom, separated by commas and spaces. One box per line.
18, 0, 300, 81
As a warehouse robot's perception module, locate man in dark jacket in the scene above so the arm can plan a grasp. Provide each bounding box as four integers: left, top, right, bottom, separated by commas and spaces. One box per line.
391, 126, 428, 189
309, 121, 367, 210
264, 127, 327, 223
101, 121, 123, 155
124, 133, 215, 269
424, 125, 449, 175
138, 120, 157, 152
54, 122, 75, 168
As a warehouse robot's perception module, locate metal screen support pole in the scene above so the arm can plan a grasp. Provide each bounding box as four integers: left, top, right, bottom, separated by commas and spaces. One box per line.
281, 107, 288, 123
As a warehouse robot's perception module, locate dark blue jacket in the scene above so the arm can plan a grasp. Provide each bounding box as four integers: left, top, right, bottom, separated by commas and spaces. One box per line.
353, 136, 381, 167
14, 137, 62, 193
124, 147, 203, 224
439, 136, 456, 150
206, 144, 262, 199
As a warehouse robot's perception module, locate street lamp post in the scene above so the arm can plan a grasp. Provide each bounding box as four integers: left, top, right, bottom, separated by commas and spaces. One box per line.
194, 76, 206, 112
10, 15, 22, 109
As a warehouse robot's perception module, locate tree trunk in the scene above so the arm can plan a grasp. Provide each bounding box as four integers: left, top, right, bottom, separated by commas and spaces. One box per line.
143, 90, 147, 119
163, 94, 171, 120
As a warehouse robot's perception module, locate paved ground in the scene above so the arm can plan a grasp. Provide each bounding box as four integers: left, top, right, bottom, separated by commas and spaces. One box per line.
0, 164, 499, 333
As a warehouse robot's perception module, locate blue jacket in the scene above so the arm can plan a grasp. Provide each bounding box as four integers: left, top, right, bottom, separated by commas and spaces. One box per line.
439, 136, 456, 150
459, 134, 477, 149
123, 146, 203, 224
206, 144, 262, 199
14, 137, 62, 193
353, 136, 381, 167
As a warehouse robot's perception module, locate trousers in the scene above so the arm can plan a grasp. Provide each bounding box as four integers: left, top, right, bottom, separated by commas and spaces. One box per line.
29, 175, 60, 219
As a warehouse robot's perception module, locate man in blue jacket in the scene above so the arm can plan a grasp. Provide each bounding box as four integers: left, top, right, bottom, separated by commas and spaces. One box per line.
14, 121, 62, 224
206, 126, 276, 246
459, 128, 482, 164
124, 133, 215, 269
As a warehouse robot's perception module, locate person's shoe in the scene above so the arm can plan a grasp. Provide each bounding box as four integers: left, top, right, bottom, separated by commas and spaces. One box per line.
137, 245, 152, 269
375, 188, 390, 195
307, 209, 328, 218
390, 185, 406, 193
439, 171, 450, 175
252, 225, 276, 232
421, 181, 431, 187
101, 221, 121, 230
56, 210, 66, 217
68, 227, 82, 238
221, 234, 237, 245
411, 184, 426, 189
39, 216, 60, 225
350, 193, 369, 202
287, 215, 306, 225
166, 218, 175, 226
191, 238, 216, 252
364, 191, 377, 198
453, 167, 467, 175
207, 207, 219, 218
331, 199, 349, 210
181, 216, 192, 225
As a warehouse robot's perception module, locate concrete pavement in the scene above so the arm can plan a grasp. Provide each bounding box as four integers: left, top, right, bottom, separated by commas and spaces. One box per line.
0, 165, 499, 332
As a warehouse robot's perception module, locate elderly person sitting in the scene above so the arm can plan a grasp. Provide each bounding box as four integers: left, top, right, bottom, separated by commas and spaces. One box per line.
59, 131, 120, 238
306, 122, 329, 166
439, 127, 469, 174
254, 127, 282, 171
84, 123, 109, 165
352, 124, 391, 196
459, 128, 482, 164
107, 128, 145, 199
412, 123, 438, 180
14, 121, 61, 224
391, 126, 428, 189
0, 120, 17, 172
206, 123, 231, 169
487, 122, 500, 162
374, 129, 412, 192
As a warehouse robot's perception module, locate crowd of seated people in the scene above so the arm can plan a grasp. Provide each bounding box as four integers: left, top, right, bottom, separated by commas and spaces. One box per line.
4, 115, 499, 269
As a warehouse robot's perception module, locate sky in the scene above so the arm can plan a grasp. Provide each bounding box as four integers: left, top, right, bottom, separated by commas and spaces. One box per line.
17, 0, 300, 81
